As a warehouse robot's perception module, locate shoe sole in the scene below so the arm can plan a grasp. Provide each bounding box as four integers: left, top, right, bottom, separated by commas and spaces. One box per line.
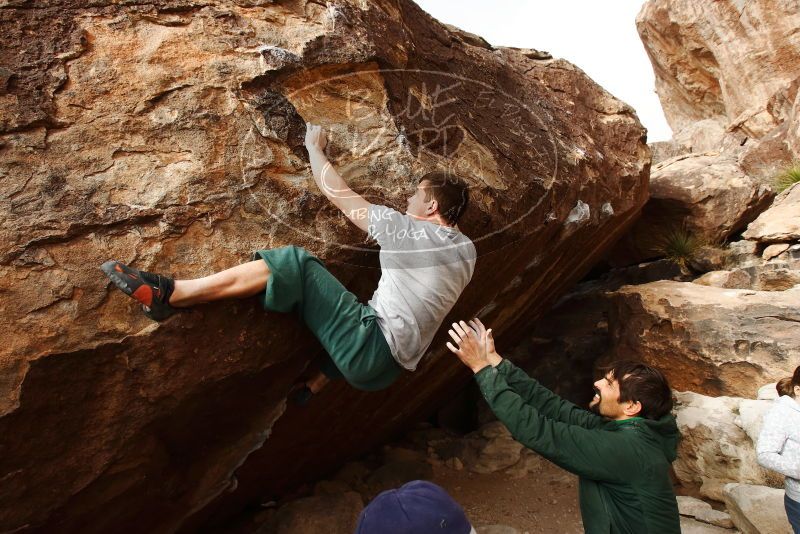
100, 260, 136, 297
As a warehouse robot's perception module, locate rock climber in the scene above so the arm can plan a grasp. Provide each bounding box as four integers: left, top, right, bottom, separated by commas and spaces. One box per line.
101, 123, 476, 403
446, 318, 681, 534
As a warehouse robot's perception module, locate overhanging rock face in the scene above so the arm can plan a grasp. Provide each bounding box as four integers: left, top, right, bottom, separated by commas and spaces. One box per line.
0, 1, 649, 531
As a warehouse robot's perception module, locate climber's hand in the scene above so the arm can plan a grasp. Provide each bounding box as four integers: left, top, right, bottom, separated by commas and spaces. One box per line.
304, 122, 328, 152
446, 320, 491, 374
469, 318, 502, 367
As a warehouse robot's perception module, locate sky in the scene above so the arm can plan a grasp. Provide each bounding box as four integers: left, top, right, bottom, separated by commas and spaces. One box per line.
414, 0, 673, 142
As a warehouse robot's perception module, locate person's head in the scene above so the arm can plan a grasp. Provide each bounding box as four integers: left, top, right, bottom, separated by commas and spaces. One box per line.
589, 361, 673, 421
355, 480, 475, 534
405, 171, 469, 226
776, 365, 800, 398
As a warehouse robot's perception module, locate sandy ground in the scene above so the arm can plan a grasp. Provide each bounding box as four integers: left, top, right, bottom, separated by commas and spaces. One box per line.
431, 460, 584, 533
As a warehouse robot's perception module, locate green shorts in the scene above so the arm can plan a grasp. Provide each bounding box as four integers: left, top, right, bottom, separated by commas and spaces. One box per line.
252, 245, 401, 391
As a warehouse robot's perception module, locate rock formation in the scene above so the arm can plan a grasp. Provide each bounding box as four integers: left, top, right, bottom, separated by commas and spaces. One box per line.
637, 0, 800, 143
724, 483, 794, 534
671, 391, 779, 501
608, 280, 800, 397
611, 0, 800, 266
0, 1, 649, 531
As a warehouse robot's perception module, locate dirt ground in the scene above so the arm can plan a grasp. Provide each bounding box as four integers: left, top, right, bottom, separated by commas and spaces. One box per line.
431, 459, 584, 533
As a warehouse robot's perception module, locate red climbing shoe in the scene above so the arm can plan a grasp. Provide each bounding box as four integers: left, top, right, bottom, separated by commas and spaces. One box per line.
100, 260, 177, 322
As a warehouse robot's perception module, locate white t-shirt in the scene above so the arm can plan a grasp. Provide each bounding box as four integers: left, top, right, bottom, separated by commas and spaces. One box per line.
366, 204, 477, 370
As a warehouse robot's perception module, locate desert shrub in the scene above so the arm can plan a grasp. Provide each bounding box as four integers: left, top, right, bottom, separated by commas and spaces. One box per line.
774, 162, 800, 192
655, 226, 702, 270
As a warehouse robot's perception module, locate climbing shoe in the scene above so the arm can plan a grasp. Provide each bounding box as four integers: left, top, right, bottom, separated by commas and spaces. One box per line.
100, 260, 177, 322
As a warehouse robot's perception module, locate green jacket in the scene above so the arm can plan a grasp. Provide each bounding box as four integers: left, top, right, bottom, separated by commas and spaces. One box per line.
474, 359, 680, 534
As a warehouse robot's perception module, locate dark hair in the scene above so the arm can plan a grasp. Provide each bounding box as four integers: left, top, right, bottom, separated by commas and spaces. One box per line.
419, 171, 469, 225
777, 365, 800, 397
601, 361, 673, 420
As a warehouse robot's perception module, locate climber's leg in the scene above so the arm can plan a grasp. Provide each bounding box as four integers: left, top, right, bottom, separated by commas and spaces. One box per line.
253, 245, 402, 396
169, 261, 269, 306
101, 259, 270, 320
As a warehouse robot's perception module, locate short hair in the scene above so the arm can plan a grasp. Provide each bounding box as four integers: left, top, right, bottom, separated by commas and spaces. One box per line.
419, 171, 469, 225
777, 365, 800, 397
601, 361, 673, 420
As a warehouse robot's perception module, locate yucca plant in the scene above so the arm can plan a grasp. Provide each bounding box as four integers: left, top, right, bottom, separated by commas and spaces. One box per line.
774, 162, 800, 192
655, 226, 702, 270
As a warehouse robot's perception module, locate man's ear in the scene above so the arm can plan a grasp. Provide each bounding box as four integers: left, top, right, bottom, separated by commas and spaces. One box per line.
427, 198, 438, 216
623, 400, 642, 417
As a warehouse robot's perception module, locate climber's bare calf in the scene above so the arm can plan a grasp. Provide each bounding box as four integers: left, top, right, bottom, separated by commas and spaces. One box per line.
171, 260, 270, 307
100, 259, 270, 320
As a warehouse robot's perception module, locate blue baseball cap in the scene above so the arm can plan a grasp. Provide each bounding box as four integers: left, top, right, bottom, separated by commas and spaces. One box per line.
355, 480, 475, 534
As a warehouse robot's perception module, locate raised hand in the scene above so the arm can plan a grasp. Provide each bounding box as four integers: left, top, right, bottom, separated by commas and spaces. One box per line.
446, 319, 491, 373
304, 122, 328, 152
469, 318, 502, 367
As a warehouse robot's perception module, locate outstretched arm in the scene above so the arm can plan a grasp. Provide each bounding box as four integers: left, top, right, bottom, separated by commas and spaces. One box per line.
450, 319, 604, 430
305, 123, 370, 233
445, 321, 628, 481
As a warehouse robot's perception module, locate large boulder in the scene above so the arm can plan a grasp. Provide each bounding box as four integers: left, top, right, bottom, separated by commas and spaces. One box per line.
637, 0, 800, 140
608, 153, 773, 264
724, 483, 793, 534
0, 1, 650, 532
672, 391, 778, 501
743, 183, 800, 243
608, 281, 799, 397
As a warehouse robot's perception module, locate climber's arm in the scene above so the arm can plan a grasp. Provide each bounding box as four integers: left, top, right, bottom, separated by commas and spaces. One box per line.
305, 123, 370, 233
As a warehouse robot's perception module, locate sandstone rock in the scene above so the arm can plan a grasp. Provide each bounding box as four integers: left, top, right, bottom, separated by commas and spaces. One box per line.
693, 270, 752, 290
651, 140, 686, 165
695, 509, 735, 530
693, 264, 800, 292
677, 496, 736, 529
678, 495, 715, 518
644, 153, 772, 242
607, 153, 773, 265
789, 89, 800, 158
609, 281, 800, 397
754, 268, 800, 291
479, 421, 513, 440
680, 516, 739, 534
727, 240, 760, 268
763, 244, 791, 260
637, 0, 800, 139
259, 491, 363, 534
514, 259, 688, 406
469, 435, 524, 475
0, 0, 651, 531
445, 457, 464, 471
672, 392, 776, 500
672, 119, 729, 154
650, 119, 732, 163
504, 449, 547, 480
743, 183, 800, 243
724, 483, 793, 534
689, 245, 730, 273
738, 124, 795, 182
